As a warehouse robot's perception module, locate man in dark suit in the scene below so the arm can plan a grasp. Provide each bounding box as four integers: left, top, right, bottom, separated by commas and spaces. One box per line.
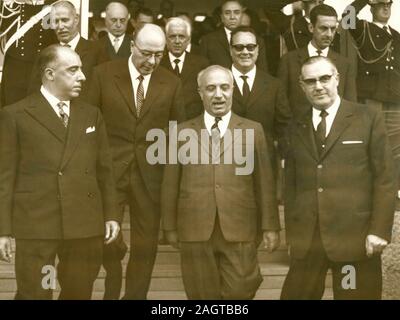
264, 0, 341, 52
96, 2, 132, 63
344, 0, 400, 208
229, 26, 291, 172
161, 65, 281, 299
87, 23, 185, 300
200, 0, 268, 71
161, 17, 209, 120
282, 56, 396, 299
0, 45, 120, 300
278, 4, 357, 117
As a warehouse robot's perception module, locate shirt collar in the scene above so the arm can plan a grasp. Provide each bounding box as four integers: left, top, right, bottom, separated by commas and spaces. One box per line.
312, 96, 341, 119
40, 85, 70, 111
231, 65, 256, 79
108, 32, 125, 43
373, 22, 391, 33
204, 110, 232, 137
224, 27, 232, 43
61, 33, 80, 51
168, 51, 186, 64
308, 41, 329, 57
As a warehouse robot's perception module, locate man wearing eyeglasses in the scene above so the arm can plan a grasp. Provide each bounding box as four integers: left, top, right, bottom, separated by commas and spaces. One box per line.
87, 23, 185, 300
278, 4, 357, 118
230, 26, 291, 179
282, 55, 396, 299
199, 0, 268, 71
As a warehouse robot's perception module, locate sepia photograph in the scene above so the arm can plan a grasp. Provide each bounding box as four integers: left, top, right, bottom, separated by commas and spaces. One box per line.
0, 0, 399, 307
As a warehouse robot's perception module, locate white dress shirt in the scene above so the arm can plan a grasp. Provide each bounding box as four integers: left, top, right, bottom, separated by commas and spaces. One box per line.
204, 111, 232, 137
60, 33, 81, 51
231, 65, 256, 94
312, 97, 341, 137
40, 85, 70, 117
128, 55, 152, 99
168, 51, 186, 73
308, 42, 329, 57
224, 27, 232, 44
108, 32, 125, 52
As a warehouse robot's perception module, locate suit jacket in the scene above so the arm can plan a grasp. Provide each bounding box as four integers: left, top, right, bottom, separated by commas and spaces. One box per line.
284, 100, 396, 261
347, 0, 400, 104
87, 59, 185, 204
199, 27, 268, 71
278, 47, 357, 117
96, 33, 132, 63
263, 0, 340, 52
160, 52, 209, 120
161, 113, 280, 242
232, 68, 292, 160
0, 93, 119, 239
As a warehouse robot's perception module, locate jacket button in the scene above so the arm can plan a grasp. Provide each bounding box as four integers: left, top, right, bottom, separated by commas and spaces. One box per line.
318, 188, 324, 193
88, 192, 94, 198
215, 184, 220, 189
58, 171, 63, 176
317, 165, 323, 169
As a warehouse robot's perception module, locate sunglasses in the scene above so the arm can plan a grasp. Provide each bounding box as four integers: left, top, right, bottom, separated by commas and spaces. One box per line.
231, 44, 258, 52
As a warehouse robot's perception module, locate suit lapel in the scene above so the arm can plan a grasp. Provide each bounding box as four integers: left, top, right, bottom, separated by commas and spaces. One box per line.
217, 28, 231, 56
113, 61, 136, 116
232, 81, 246, 117
24, 93, 66, 143
247, 70, 265, 109
319, 102, 353, 160
297, 47, 309, 65
295, 109, 319, 161
138, 69, 163, 120
220, 113, 242, 158
60, 100, 89, 169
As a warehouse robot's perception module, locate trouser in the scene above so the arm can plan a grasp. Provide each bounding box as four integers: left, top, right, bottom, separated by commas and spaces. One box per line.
281, 224, 382, 300
15, 237, 103, 300
180, 218, 263, 300
122, 178, 160, 300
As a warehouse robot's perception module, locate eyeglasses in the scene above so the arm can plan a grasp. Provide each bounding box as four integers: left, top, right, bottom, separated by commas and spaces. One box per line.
134, 43, 164, 60
231, 44, 258, 52
301, 74, 335, 86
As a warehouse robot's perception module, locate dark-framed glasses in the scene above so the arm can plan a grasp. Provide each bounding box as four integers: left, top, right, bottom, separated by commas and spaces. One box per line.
134, 43, 164, 60
301, 74, 335, 87
231, 44, 258, 52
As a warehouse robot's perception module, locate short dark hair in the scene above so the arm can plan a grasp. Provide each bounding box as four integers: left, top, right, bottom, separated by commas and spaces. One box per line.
38, 44, 63, 78
221, 0, 244, 10
300, 55, 338, 79
230, 26, 258, 46
310, 4, 338, 25
133, 7, 153, 20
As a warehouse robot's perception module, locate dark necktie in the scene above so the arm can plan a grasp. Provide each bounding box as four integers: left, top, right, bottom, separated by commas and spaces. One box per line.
136, 75, 144, 117
62, 43, 71, 48
316, 109, 328, 154
211, 116, 222, 162
57, 101, 69, 127
173, 58, 180, 76
383, 25, 391, 36
240, 75, 250, 101
316, 49, 322, 56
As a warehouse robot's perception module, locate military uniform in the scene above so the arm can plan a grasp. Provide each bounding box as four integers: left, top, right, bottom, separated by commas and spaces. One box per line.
264, 0, 340, 53
1, 2, 57, 107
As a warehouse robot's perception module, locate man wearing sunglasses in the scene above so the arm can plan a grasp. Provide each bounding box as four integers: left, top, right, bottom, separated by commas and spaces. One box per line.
199, 0, 268, 71
87, 23, 185, 300
229, 26, 291, 184
278, 4, 357, 118
282, 55, 396, 299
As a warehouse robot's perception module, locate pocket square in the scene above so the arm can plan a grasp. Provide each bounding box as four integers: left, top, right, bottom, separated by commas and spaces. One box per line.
86, 126, 95, 134
342, 140, 363, 144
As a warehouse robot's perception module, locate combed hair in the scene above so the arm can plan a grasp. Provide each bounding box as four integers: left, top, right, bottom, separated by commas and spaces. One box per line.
165, 17, 192, 36
221, 0, 244, 9
133, 7, 154, 20
229, 26, 258, 45
53, 0, 77, 14
299, 56, 338, 79
310, 4, 338, 25
197, 65, 234, 87
37, 44, 63, 78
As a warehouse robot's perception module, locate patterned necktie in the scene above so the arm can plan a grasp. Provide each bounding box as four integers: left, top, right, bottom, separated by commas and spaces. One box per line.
316, 109, 328, 154
136, 75, 144, 117
211, 116, 222, 162
57, 101, 69, 127
173, 59, 180, 76
240, 75, 250, 101
113, 37, 120, 53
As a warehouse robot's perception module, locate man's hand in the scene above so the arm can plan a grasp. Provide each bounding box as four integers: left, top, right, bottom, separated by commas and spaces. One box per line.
0, 237, 12, 263
366, 234, 388, 258
165, 230, 180, 249
263, 231, 280, 253
105, 220, 120, 245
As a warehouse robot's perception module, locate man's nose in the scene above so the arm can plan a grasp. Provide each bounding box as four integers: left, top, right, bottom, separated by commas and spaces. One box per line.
147, 54, 156, 65
78, 69, 86, 82
214, 87, 223, 98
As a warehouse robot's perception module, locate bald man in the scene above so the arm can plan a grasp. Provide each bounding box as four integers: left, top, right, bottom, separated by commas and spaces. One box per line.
96, 2, 133, 62
87, 23, 185, 299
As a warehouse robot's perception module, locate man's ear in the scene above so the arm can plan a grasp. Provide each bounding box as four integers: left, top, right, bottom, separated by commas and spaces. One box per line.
308, 22, 314, 34
44, 67, 55, 81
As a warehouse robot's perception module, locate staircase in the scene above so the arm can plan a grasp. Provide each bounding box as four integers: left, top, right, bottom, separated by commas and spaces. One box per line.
0, 208, 333, 300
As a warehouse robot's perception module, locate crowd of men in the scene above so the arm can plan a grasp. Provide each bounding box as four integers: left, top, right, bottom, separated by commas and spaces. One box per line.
0, 0, 399, 300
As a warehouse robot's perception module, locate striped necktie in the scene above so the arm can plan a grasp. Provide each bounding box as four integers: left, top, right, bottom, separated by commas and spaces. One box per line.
136, 75, 144, 117
57, 101, 69, 127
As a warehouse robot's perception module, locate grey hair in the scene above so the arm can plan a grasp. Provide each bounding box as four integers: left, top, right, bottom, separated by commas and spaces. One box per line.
165, 17, 192, 37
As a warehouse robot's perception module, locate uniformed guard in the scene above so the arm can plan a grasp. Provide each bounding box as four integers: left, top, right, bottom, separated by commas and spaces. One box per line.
346, 0, 400, 208
0, 0, 57, 107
